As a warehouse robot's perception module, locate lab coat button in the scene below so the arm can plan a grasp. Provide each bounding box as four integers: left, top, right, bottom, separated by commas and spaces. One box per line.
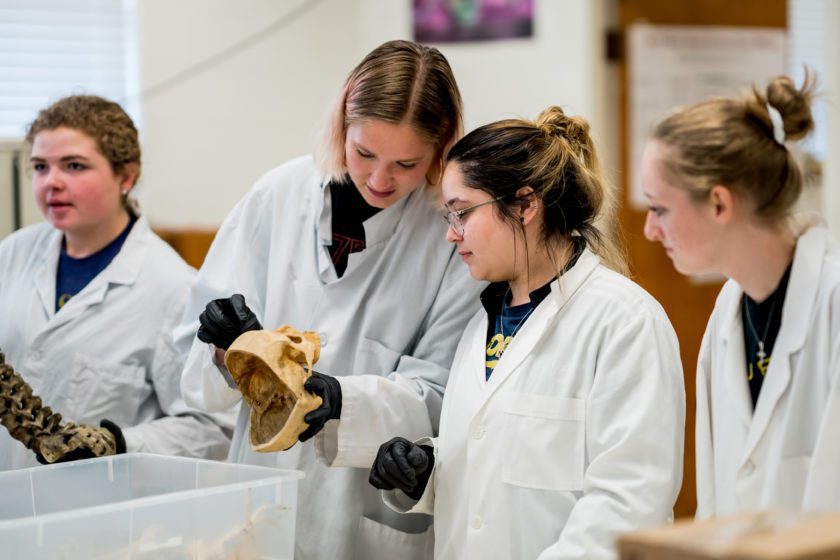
472, 426, 485, 439
30, 350, 42, 361
743, 460, 755, 475
471, 515, 483, 530
318, 332, 328, 347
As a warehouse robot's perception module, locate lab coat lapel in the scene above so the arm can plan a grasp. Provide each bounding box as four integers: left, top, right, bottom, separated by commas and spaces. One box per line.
470, 314, 491, 388
481, 296, 556, 395
33, 229, 63, 321
316, 181, 336, 280
719, 295, 753, 429
743, 227, 825, 459
478, 249, 600, 407
42, 217, 150, 333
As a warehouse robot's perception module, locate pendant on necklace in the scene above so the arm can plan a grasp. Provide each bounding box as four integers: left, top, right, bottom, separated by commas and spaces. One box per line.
756, 341, 767, 362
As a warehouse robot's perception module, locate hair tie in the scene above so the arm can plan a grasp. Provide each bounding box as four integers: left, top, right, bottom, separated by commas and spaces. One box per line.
766, 103, 785, 146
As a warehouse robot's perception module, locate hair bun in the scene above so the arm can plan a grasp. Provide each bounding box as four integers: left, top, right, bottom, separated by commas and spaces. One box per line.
535, 106, 566, 135
535, 106, 590, 143
765, 73, 815, 142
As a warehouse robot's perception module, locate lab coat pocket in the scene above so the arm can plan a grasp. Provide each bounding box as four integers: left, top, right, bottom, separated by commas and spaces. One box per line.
501, 394, 585, 491
63, 354, 147, 425
778, 455, 811, 508
354, 516, 433, 560
359, 338, 402, 376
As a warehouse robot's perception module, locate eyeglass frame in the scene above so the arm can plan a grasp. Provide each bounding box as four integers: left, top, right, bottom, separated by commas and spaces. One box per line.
443, 193, 530, 236
443, 195, 504, 236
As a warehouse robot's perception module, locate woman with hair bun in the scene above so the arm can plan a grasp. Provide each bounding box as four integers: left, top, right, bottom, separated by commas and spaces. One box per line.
370, 106, 685, 559
641, 74, 840, 516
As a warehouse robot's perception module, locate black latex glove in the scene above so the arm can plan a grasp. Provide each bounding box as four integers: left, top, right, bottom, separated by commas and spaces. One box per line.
36, 419, 127, 464
197, 293, 262, 350
298, 371, 342, 442
369, 437, 434, 500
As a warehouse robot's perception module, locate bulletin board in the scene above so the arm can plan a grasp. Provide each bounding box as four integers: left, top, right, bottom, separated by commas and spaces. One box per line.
627, 24, 787, 209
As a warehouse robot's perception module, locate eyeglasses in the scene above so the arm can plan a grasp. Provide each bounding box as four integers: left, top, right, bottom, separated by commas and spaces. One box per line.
443, 195, 506, 236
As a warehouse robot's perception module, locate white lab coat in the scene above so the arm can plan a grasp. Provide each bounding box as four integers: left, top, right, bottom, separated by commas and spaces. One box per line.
695, 223, 840, 517
384, 248, 686, 560
177, 156, 483, 560
0, 216, 232, 471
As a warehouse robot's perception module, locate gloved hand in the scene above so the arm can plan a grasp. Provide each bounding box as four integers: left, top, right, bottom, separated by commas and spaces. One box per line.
369, 437, 434, 500
197, 293, 262, 350
36, 419, 126, 464
298, 371, 342, 442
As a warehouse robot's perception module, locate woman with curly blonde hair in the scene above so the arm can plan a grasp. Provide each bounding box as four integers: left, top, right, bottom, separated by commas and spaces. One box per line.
0, 95, 230, 470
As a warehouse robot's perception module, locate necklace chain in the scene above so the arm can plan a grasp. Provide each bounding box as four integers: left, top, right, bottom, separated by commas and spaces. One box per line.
500, 288, 534, 340
742, 291, 779, 362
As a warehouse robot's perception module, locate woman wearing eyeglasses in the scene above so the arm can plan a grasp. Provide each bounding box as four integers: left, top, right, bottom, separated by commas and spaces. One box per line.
370, 106, 685, 560
642, 74, 840, 516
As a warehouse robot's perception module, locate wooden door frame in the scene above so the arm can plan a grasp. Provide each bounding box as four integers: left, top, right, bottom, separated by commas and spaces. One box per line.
616, 0, 787, 517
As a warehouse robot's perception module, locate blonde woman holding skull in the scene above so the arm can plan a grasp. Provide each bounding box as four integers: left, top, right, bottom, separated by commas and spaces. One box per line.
177, 40, 482, 560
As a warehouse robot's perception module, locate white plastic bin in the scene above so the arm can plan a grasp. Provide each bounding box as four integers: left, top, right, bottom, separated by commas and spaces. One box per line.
0, 453, 303, 559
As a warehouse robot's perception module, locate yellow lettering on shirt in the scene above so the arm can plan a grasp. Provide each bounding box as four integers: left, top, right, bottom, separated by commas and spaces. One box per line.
747, 357, 771, 382
486, 334, 514, 373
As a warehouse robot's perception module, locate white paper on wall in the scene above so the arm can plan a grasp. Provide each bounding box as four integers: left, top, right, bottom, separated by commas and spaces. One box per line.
627, 24, 787, 210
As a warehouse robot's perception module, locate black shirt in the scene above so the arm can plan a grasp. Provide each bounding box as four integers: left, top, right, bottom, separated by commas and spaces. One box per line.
328, 177, 380, 277
742, 263, 791, 409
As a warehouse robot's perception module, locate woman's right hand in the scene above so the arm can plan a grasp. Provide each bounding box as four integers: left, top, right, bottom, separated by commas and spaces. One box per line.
369, 437, 434, 500
196, 294, 262, 350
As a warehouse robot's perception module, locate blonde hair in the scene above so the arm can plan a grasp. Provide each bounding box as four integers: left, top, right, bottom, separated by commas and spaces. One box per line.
446, 106, 628, 275
652, 73, 816, 224
316, 40, 463, 186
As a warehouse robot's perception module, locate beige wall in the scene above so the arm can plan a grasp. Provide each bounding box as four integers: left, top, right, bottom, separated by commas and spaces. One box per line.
137, 0, 362, 227
136, 0, 612, 227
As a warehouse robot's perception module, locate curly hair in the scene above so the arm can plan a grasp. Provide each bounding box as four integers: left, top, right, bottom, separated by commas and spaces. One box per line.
26, 95, 141, 187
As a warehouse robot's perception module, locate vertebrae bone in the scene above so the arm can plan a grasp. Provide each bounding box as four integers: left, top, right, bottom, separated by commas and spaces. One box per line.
0, 352, 117, 463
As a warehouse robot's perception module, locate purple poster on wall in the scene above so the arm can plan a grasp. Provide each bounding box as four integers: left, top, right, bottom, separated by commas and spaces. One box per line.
413, 0, 534, 43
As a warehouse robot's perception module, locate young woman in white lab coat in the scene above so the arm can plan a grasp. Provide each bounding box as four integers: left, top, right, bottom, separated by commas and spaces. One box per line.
641, 74, 840, 516
176, 41, 482, 560
0, 95, 230, 470
370, 106, 686, 560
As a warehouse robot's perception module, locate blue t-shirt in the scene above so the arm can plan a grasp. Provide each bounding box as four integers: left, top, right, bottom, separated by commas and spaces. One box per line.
485, 299, 535, 380
55, 216, 137, 311
480, 237, 586, 381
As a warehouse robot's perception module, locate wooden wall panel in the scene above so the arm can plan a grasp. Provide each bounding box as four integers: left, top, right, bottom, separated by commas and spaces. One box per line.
154, 227, 217, 270
617, 0, 786, 518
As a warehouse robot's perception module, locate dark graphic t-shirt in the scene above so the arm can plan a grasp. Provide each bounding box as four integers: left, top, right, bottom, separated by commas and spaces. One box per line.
742, 264, 791, 409
328, 178, 380, 277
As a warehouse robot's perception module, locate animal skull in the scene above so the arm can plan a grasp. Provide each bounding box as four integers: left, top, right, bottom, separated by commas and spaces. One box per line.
224, 326, 322, 452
